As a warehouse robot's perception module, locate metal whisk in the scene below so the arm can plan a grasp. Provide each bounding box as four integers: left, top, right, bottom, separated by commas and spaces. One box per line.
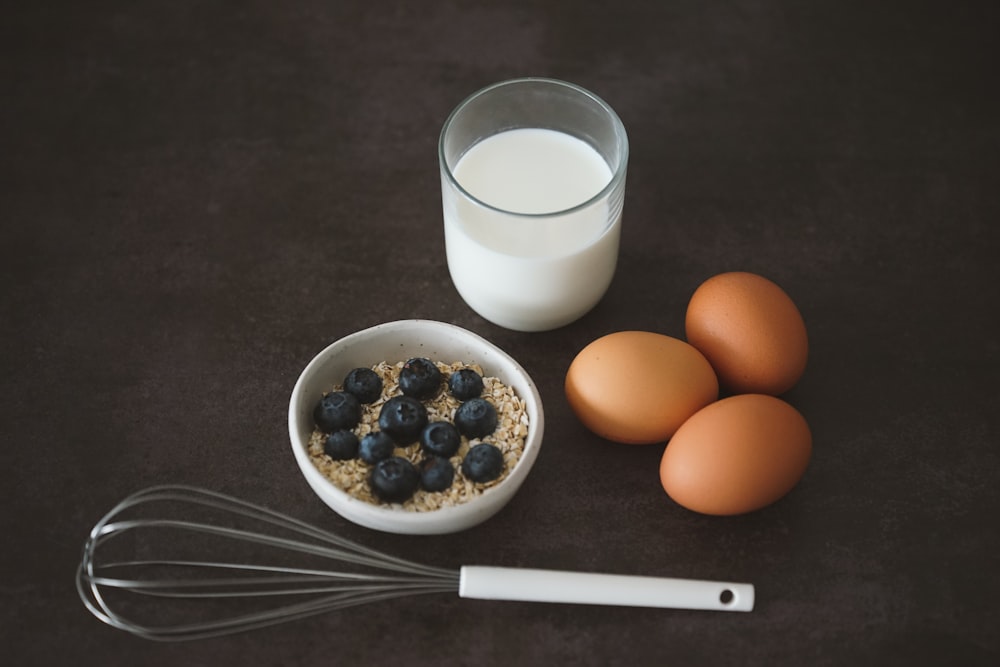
77, 485, 754, 641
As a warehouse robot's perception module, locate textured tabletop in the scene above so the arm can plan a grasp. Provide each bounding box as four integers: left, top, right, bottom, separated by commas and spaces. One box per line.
2, 1, 998, 665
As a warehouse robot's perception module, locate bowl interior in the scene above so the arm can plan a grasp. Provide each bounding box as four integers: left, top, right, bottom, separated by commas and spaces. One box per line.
289, 320, 543, 534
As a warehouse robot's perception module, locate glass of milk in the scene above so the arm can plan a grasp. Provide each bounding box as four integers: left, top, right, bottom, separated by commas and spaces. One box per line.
439, 78, 629, 332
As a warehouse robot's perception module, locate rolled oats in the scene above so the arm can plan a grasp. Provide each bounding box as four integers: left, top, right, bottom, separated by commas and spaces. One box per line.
308, 361, 529, 511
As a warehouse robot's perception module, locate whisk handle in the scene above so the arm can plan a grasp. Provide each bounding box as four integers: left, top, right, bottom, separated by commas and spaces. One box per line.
458, 566, 754, 612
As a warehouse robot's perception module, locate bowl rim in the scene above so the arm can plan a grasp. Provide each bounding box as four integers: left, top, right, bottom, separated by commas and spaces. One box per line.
288, 319, 544, 534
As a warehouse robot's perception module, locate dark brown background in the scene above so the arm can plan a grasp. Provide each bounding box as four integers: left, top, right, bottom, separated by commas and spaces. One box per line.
3, 0, 998, 665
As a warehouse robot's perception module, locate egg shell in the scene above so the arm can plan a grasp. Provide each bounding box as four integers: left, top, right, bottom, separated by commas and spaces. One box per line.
565, 331, 718, 445
659, 394, 811, 515
685, 271, 808, 395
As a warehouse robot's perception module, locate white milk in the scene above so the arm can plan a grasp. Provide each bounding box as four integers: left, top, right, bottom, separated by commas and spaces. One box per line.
442, 128, 623, 331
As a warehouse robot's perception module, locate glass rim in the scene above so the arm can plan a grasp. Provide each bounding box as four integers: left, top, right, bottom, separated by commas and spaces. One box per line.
438, 77, 629, 219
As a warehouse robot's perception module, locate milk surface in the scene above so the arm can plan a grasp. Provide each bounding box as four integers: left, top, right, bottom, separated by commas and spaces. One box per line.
455, 128, 612, 215
442, 128, 624, 331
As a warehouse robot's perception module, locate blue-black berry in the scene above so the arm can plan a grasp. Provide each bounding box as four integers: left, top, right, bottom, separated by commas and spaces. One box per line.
358, 431, 395, 464
313, 391, 361, 432
398, 358, 442, 400
461, 443, 504, 483
420, 421, 461, 458
370, 457, 420, 503
420, 457, 455, 492
448, 368, 484, 400
378, 395, 428, 444
343, 367, 382, 404
324, 430, 359, 460
454, 397, 497, 439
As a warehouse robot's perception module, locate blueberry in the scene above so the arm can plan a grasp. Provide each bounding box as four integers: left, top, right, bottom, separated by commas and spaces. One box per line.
358, 431, 395, 464
370, 457, 419, 503
420, 457, 455, 492
461, 443, 504, 483
377, 395, 428, 444
343, 367, 382, 404
323, 430, 359, 460
448, 368, 484, 400
454, 398, 497, 439
398, 358, 442, 400
313, 391, 361, 432
420, 421, 461, 458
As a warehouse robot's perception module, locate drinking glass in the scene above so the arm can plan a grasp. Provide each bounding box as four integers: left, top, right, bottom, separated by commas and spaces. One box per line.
439, 78, 629, 332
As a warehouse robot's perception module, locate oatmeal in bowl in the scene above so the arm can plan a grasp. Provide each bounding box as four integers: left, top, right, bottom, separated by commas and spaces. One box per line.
288, 320, 544, 534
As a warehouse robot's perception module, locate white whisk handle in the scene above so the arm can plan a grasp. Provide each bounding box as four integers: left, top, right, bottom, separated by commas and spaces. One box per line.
458, 566, 754, 612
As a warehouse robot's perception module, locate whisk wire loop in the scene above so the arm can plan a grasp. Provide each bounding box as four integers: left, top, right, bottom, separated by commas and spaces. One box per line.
77, 485, 460, 641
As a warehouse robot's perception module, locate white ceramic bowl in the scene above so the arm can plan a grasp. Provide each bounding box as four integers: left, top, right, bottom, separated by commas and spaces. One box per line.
288, 320, 544, 534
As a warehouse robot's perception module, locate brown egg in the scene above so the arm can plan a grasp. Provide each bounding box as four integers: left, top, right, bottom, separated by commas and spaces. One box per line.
659, 394, 812, 515
565, 331, 718, 445
685, 271, 808, 395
